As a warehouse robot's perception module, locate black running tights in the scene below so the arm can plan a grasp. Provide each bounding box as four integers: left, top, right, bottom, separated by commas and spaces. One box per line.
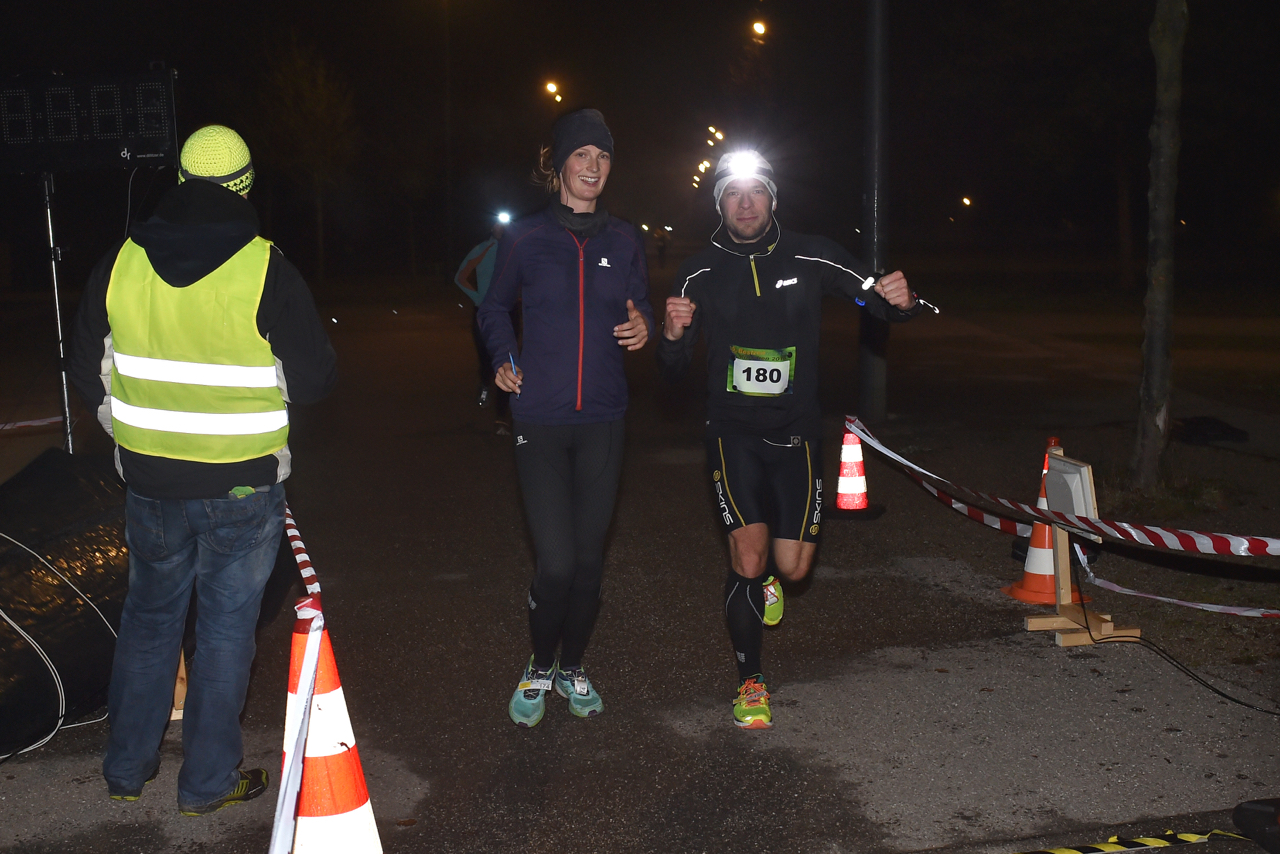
513, 419, 625, 670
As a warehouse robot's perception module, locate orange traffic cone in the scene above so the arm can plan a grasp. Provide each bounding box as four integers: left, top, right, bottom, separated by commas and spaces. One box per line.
836, 430, 868, 510
285, 607, 383, 853
1003, 439, 1084, 605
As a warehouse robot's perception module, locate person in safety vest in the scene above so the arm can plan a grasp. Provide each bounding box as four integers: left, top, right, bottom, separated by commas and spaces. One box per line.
69, 124, 336, 815
656, 150, 928, 730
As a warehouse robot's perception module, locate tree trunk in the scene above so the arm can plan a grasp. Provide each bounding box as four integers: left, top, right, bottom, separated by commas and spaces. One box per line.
857, 0, 889, 423
1131, 0, 1187, 489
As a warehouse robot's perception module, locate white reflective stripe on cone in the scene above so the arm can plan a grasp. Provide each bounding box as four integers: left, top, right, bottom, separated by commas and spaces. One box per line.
293, 800, 383, 854
303, 687, 358, 758
837, 476, 866, 494
840, 445, 864, 462
114, 351, 279, 388
1023, 541, 1055, 576
111, 397, 287, 435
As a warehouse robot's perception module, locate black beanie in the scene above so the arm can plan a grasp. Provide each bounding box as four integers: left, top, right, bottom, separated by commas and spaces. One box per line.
552, 109, 614, 173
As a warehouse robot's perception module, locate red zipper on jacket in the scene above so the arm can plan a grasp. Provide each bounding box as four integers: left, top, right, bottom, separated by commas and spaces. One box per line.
571, 232, 587, 410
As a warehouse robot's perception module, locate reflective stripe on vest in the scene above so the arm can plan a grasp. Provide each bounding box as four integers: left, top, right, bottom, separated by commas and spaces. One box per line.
106, 236, 288, 464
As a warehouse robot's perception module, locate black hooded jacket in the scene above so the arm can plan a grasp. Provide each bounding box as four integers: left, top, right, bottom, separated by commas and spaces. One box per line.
656, 221, 920, 436
69, 179, 337, 498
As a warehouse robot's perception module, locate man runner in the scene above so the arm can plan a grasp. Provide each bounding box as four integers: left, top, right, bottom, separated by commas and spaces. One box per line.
656, 150, 923, 728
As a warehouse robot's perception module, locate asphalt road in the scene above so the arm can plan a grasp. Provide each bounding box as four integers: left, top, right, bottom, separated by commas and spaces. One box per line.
1, 261, 1277, 853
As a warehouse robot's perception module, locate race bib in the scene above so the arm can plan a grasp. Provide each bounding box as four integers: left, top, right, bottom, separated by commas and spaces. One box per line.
726, 345, 796, 396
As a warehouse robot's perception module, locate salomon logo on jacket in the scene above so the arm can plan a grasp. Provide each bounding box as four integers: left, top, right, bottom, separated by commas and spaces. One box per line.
105, 237, 289, 463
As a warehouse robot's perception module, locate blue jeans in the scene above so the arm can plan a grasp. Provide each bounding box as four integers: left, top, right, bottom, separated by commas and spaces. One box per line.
103, 483, 284, 808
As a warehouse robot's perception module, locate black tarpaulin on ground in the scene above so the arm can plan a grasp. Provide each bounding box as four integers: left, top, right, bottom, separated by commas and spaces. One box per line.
0, 448, 303, 758
0, 448, 126, 758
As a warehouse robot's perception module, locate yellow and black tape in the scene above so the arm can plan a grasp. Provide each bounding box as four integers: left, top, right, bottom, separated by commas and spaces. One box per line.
1014, 830, 1245, 854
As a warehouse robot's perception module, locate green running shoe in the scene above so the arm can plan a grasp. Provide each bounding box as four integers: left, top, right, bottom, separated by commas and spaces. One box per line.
509, 656, 554, 728
554, 664, 603, 718
762, 576, 784, 626
179, 768, 268, 816
108, 764, 159, 801
733, 675, 772, 729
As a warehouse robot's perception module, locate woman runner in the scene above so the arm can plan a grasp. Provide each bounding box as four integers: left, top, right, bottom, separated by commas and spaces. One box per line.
478, 109, 654, 727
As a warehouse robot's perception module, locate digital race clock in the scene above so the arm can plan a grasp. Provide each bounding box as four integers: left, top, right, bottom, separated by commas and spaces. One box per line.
0, 68, 177, 174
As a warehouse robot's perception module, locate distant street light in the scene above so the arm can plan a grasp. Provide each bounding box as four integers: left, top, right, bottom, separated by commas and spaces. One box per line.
546, 82, 562, 102
708, 126, 717, 133
753, 21, 766, 35
962, 197, 971, 206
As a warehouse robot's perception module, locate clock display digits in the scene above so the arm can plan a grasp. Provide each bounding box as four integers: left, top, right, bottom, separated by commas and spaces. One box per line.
44, 87, 78, 142
1, 89, 35, 144
135, 82, 168, 137
90, 85, 124, 138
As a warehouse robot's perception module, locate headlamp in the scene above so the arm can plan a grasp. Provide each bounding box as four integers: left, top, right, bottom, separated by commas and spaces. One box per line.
712, 149, 777, 209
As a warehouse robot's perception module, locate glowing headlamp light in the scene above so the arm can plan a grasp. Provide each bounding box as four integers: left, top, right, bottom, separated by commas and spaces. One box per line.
724, 152, 765, 179
712, 149, 777, 209
497, 211, 511, 224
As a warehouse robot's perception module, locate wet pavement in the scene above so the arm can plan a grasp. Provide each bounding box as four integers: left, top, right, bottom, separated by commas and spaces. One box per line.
1, 268, 1277, 853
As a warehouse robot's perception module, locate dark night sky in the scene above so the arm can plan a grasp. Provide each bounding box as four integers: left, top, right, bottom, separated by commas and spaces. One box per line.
2, 0, 1277, 287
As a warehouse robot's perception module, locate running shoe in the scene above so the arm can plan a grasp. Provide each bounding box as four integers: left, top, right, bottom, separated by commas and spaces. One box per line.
509, 656, 554, 727
553, 664, 603, 718
733, 675, 772, 729
179, 768, 268, 816
108, 764, 159, 801
762, 575, 784, 626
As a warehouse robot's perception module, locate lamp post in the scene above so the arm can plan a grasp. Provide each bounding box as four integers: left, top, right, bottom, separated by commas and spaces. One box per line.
857, 0, 889, 424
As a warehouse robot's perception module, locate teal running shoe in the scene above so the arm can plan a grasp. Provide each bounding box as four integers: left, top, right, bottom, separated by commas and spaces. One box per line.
763, 575, 784, 626
553, 664, 603, 718
509, 656, 554, 728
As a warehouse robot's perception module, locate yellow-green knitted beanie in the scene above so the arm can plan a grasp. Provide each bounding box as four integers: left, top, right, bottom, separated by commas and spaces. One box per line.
178, 125, 254, 194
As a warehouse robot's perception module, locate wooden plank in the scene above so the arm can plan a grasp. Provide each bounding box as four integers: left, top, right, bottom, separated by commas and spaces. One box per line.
1057, 603, 1117, 636
1026, 611, 1112, 632
171, 653, 187, 721
1056, 626, 1141, 647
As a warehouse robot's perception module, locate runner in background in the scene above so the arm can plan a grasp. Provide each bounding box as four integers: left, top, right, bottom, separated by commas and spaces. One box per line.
455, 213, 514, 434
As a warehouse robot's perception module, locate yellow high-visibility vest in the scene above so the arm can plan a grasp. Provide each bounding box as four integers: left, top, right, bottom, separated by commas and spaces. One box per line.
105, 237, 288, 463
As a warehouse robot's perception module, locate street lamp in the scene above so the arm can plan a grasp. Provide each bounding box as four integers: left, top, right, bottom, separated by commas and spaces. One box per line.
546, 82, 562, 102
753, 21, 766, 35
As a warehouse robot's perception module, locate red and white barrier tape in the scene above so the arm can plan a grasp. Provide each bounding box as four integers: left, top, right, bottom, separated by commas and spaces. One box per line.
0, 416, 63, 431
1070, 547, 1280, 619
271, 506, 324, 854
270, 596, 323, 854
846, 417, 1280, 559
913, 475, 1033, 539
284, 506, 321, 596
